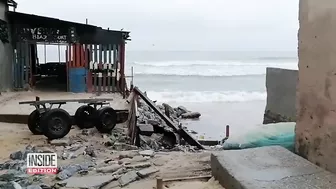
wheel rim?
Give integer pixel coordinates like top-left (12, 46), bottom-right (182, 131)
top-left (101, 112), bottom-right (114, 127)
top-left (49, 117), bottom-right (65, 132)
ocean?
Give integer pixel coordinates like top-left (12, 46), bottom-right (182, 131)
top-left (125, 51), bottom-right (298, 141)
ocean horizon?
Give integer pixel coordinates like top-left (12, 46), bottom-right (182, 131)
top-left (125, 50), bottom-right (298, 140)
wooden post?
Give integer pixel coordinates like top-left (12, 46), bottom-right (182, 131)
top-left (156, 177), bottom-right (163, 189)
top-left (119, 41), bottom-right (126, 98)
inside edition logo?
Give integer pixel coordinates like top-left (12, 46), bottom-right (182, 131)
top-left (26, 153), bottom-right (58, 174)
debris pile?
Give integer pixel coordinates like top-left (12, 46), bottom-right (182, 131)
top-left (137, 100), bottom-right (202, 150)
top-left (0, 109), bottom-right (202, 189)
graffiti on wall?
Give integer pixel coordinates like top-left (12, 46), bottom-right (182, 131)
top-left (0, 19), bottom-right (9, 43)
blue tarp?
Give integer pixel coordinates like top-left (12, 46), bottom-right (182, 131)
top-left (222, 122), bottom-right (295, 151)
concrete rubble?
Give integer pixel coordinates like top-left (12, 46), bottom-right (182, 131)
top-left (0, 100), bottom-right (206, 189)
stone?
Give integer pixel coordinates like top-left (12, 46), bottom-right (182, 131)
top-left (112, 168), bottom-right (127, 176)
top-left (27, 185), bottom-right (42, 189)
top-left (101, 180), bottom-right (119, 189)
top-left (119, 151), bottom-right (139, 159)
top-left (9, 151), bottom-right (24, 160)
top-left (131, 155), bottom-right (147, 163)
top-left (81, 129), bottom-right (90, 136)
top-left (178, 106), bottom-right (188, 114)
top-left (147, 119), bottom-right (160, 126)
top-left (35, 147), bottom-right (54, 153)
top-left (125, 162), bottom-right (151, 169)
top-left (137, 124), bottom-right (154, 136)
top-left (0, 181), bottom-right (22, 189)
top-left (118, 171), bottom-right (139, 187)
top-left (67, 147), bottom-right (86, 159)
top-left (118, 158), bottom-right (132, 165)
top-left (113, 143), bottom-right (138, 151)
top-left (59, 175), bottom-right (115, 188)
top-left (97, 164), bottom-right (122, 173)
top-left (152, 158), bottom-right (166, 166)
top-left (57, 163), bottom-right (92, 180)
top-left (49, 139), bottom-right (70, 146)
top-left (211, 146), bottom-right (336, 189)
top-left (181, 112), bottom-right (201, 119)
top-left (137, 167), bottom-right (159, 178)
top-left (85, 146), bottom-right (97, 157)
top-left (139, 150), bottom-right (155, 157)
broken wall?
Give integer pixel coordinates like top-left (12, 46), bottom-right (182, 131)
top-left (296, 0), bottom-right (336, 173)
top-left (263, 67), bottom-right (298, 124)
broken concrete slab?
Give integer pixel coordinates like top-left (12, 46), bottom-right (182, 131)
top-left (59, 175), bottom-right (115, 188)
top-left (139, 150), bottom-right (154, 157)
top-left (96, 164), bottom-right (123, 173)
top-left (49, 139), bottom-right (70, 146)
top-left (125, 162), bottom-right (151, 169)
top-left (138, 124), bottom-right (154, 136)
top-left (137, 167), bottom-right (159, 178)
top-left (118, 171), bottom-right (139, 187)
top-left (211, 146), bottom-right (336, 189)
top-left (118, 150), bottom-right (139, 159)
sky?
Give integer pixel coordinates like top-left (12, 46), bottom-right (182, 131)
top-left (15, 0), bottom-right (299, 52)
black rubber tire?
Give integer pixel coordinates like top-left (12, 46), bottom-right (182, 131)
top-left (40, 108), bottom-right (72, 140)
top-left (28, 110), bottom-right (43, 135)
top-left (75, 105), bottom-right (96, 129)
top-left (95, 106), bottom-right (117, 133)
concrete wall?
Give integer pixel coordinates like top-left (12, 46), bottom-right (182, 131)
top-left (296, 0), bottom-right (336, 173)
top-left (0, 1), bottom-right (12, 92)
top-left (263, 67), bottom-right (298, 124)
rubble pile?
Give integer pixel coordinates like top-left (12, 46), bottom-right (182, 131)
top-left (137, 100), bottom-right (201, 150)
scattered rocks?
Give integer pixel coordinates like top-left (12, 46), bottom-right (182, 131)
top-left (113, 143), bottom-right (138, 151)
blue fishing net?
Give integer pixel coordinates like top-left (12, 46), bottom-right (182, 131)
top-left (222, 122), bottom-right (295, 151)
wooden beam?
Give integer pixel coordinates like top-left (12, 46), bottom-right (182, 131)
top-left (133, 87), bottom-right (204, 149)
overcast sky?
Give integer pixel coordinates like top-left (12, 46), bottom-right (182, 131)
top-left (15, 0), bottom-right (299, 52)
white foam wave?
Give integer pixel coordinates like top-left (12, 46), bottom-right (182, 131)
top-left (129, 60), bottom-right (298, 76)
top-left (133, 60), bottom-right (296, 67)
top-left (146, 91), bottom-right (266, 103)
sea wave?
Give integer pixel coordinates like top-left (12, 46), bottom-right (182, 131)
top-left (128, 60), bottom-right (298, 77)
top-left (132, 60), bottom-right (297, 67)
top-left (145, 90), bottom-right (266, 103)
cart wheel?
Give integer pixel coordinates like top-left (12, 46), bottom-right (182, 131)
top-left (75, 105), bottom-right (96, 129)
top-left (28, 110), bottom-right (43, 135)
top-left (95, 107), bottom-right (117, 133)
top-left (40, 108), bottom-right (72, 139)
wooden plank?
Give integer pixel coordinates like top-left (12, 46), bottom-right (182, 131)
top-left (13, 46), bottom-right (18, 88)
top-left (93, 44), bottom-right (98, 93)
top-left (103, 45), bottom-right (107, 93)
top-left (19, 98), bottom-right (114, 105)
top-left (87, 44), bottom-right (93, 93)
top-left (112, 44), bottom-right (117, 92)
top-left (162, 175), bottom-right (212, 183)
top-left (24, 42), bottom-right (29, 85)
top-left (65, 47), bottom-right (69, 92)
top-left (98, 44), bottom-right (103, 95)
top-left (133, 87), bottom-right (204, 149)
top-left (19, 42), bottom-right (24, 88)
top-left (107, 44), bottom-right (112, 93)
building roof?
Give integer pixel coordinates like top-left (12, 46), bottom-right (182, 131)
top-left (8, 11), bottom-right (130, 44)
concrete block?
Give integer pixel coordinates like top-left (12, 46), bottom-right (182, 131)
top-left (263, 67), bottom-right (297, 124)
top-left (211, 146), bottom-right (336, 189)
